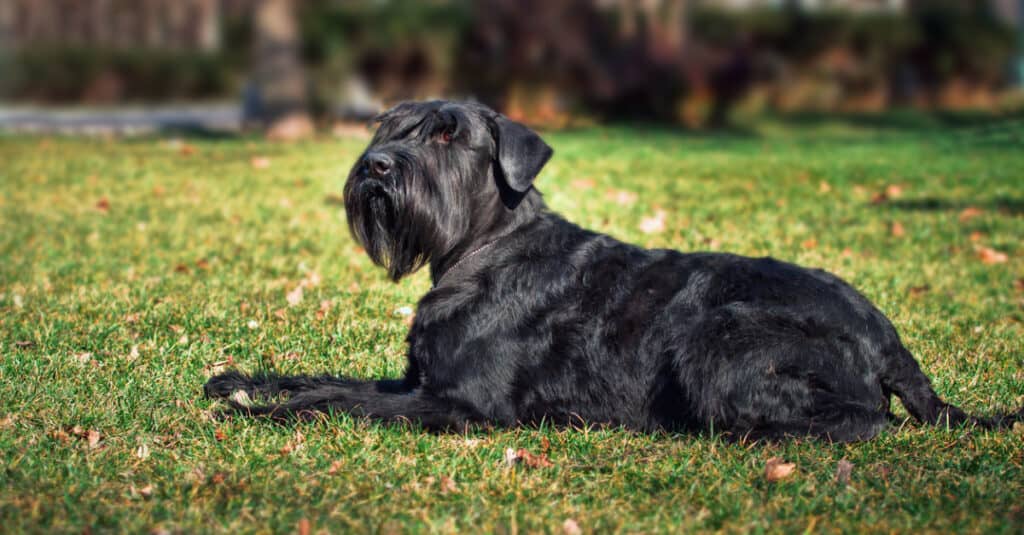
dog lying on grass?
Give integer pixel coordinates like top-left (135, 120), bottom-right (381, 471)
top-left (205, 100), bottom-right (1022, 442)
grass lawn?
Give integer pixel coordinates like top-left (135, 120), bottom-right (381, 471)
top-left (1, 116), bottom-right (1023, 533)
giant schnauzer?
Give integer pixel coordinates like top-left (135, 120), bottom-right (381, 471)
top-left (205, 100), bottom-right (1022, 442)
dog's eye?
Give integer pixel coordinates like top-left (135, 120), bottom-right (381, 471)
top-left (438, 126), bottom-right (455, 144)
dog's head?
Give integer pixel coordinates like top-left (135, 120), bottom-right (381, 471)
top-left (344, 100), bottom-right (553, 280)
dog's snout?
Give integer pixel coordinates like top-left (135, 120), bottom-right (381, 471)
top-left (364, 152), bottom-right (394, 178)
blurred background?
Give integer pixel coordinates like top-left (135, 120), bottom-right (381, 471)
top-left (1, 0), bottom-right (1022, 136)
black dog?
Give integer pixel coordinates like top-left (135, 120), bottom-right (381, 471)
top-left (206, 100), bottom-right (1021, 442)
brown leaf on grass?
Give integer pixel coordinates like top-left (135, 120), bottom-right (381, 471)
top-left (818, 181), bottom-right (832, 194)
top-left (571, 178), bottom-right (595, 189)
top-left (87, 429), bottom-right (102, 449)
top-left (14, 340), bottom-right (35, 349)
top-left (95, 198), bottom-right (110, 212)
top-left (173, 263), bottom-right (190, 274)
top-left (764, 457), bottom-right (796, 482)
top-left (179, 143), bottom-right (196, 156)
top-left (885, 184), bottom-right (904, 198)
top-left (605, 189), bottom-right (638, 206)
top-left (890, 221), bottom-right (905, 238)
top-left (50, 428), bottom-right (71, 444)
top-left (279, 430), bottom-right (305, 455)
top-left (195, 258), bottom-right (211, 271)
top-left (286, 285), bottom-right (304, 307)
top-left (835, 459), bottom-right (854, 485)
top-left (869, 191), bottom-right (888, 205)
top-left (908, 284), bottom-right (930, 297)
top-left (205, 355), bottom-right (234, 375)
top-left (273, 308), bottom-right (288, 321)
top-left (506, 447), bottom-right (554, 469)
top-left (801, 238), bottom-right (818, 250)
top-left (439, 475), bottom-right (458, 494)
top-left (562, 519), bottom-right (582, 535)
top-left (131, 484), bottom-right (154, 499)
top-left (316, 300), bottom-right (333, 320)
top-left (958, 206), bottom-right (984, 222)
top-left (541, 436), bottom-right (551, 453)
top-left (1014, 279), bottom-right (1024, 292)
top-left (250, 156), bottom-right (271, 170)
top-left (969, 231), bottom-right (986, 243)
top-left (296, 518), bottom-right (311, 535)
top-left (639, 210), bottom-right (667, 234)
top-left (976, 246), bottom-right (1009, 265)
top-left (327, 460), bottom-right (345, 475)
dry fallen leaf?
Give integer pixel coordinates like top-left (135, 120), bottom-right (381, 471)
top-left (764, 457), bottom-right (796, 482)
top-left (885, 184), bottom-right (904, 198)
top-left (908, 284), bottom-right (930, 297)
top-left (606, 189), bottom-right (638, 206)
top-left (506, 448), bottom-right (554, 469)
top-left (639, 210), bottom-right (667, 234)
top-left (969, 231), bottom-right (986, 242)
top-left (297, 518), bottom-right (311, 535)
top-left (136, 443), bottom-right (151, 460)
top-left (250, 156), bottom-right (271, 169)
top-left (95, 198), bottom-right (110, 212)
top-left (286, 285), bottom-right (304, 307)
top-left (835, 459), bottom-right (854, 485)
top-left (562, 519), bottom-right (582, 535)
top-left (214, 428), bottom-right (226, 442)
top-left (133, 484), bottom-right (154, 499)
top-left (976, 246), bottom-right (1009, 265)
top-left (818, 181), bottom-right (831, 193)
top-left (571, 178), bottom-right (595, 190)
top-left (1014, 279), bottom-right (1024, 292)
top-left (316, 300), bottom-right (333, 320)
top-left (801, 238), bottom-right (818, 250)
top-left (439, 475), bottom-right (458, 494)
top-left (87, 429), bottom-right (102, 449)
top-left (890, 221), bottom-right (905, 237)
top-left (958, 206), bottom-right (984, 222)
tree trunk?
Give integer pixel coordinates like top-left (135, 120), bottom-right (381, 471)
top-left (246, 0), bottom-right (313, 140)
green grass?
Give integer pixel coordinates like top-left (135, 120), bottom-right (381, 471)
top-left (1, 118), bottom-right (1023, 533)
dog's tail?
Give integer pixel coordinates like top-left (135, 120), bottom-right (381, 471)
top-left (884, 348), bottom-right (1023, 430)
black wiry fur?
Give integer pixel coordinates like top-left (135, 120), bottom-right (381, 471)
top-left (205, 100), bottom-right (1023, 442)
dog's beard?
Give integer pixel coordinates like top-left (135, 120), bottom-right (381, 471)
top-left (344, 163), bottom-right (457, 281)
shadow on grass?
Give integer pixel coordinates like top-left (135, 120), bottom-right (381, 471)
top-left (883, 196), bottom-right (1024, 216)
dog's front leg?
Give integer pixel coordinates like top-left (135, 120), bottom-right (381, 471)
top-left (205, 371), bottom-right (475, 429)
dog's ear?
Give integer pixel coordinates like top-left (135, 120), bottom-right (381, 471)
top-left (491, 115), bottom-right (553, 193)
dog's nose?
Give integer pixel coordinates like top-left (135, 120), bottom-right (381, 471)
top-left (364, 152), bottom-right (393, 177)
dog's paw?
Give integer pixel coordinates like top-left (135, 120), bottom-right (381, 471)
top-left (203, 371), bottom-right (255, 399)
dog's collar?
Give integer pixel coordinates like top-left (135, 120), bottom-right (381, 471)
top-left (433, 239), bottom-right (502, 288)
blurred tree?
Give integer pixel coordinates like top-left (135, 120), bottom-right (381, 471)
top-left (245, 0), bottom-right (313, 140)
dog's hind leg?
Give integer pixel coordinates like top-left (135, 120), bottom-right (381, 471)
top-left (736, 403), bottom-right (890, 443)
